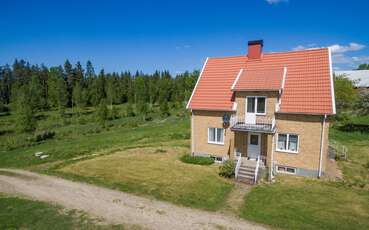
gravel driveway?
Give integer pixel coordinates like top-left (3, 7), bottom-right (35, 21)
top-left (0, 169), bottom-right (267, 230)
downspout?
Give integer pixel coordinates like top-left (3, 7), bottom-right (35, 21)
top-left (191, 111), bottom-right (195, 156)
top-left (318, 114), bottom-right (327, 178)
top-left (270, 134), bottom-right (275, 181)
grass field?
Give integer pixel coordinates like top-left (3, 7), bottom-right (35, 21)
top-left (0, 194), bottom-right (126, 230)
top-left (0, 105), bottom-right (234, 211)
top-left (58, 147), bottom-right (233, 211)
top-left (1, 105), bottom-right (369, 229)
top-left (0, 105), bottom-right (190, 168)
top-left (240, 176), bottom-right (369, 230)
top-left (240, 125), bottom-right (369, 230)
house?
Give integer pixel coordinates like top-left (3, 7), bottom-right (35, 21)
top-left (187, 40), bottom-right (336, 183)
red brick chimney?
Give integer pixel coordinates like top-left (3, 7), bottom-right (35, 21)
top-left (247, 40), bottom-right (263, 59)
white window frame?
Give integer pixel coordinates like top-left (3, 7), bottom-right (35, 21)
top-left (245, 96), bottom-right (267, 115)
top-left (276, 165), bottom-right (297, 174)
top-left (276, 133), bottom-right (299, 153)
top-left (208, 127), bottom-right (224, 145)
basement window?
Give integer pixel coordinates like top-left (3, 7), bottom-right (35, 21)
top-left (276, 165), bottom-right (296, 174)
top-left (208, 127), bottom-right (224, 145)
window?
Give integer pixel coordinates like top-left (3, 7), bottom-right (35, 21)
top-left (208, 127), bottom-right (224, 144)
top-left (250, 134), bottom-right (259, 145)
top-left (276, 165), bottom-right (296, 174)
top-left (276, 133), bottom-right (299, 153)
top-left (256, 97), bottom-right (266, 114)
top-left (247, 97), bottom-right (266, 115)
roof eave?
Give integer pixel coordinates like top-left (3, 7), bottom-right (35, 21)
top-left (275, 111), bottom-right (334, 116)
top-left (189, 107), bottom-right (234, 112)
top-left (231, 88), bottom-right (281, 92)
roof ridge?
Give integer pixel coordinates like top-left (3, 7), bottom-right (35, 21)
top-left (207, 47), bottom-right (329, 60)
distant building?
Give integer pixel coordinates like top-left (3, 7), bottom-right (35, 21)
top-left (335, 70), bottom-right (369, 90)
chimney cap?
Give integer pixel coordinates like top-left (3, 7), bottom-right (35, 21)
top-left (248, 40), bottom-right (264, 47)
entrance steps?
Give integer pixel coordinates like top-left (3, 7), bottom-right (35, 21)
top-left (236, 158), bottom-right (257, 184)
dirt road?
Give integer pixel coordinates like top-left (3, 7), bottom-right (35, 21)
top-left (0, 169), bottom-right (267, 230)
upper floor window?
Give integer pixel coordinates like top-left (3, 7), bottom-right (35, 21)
top-left (247, 97), bottom-right (266, 115)
top-left (208, 127), bottom-right (224, 145)
top-left (276, 133), bottom-right (299, 153)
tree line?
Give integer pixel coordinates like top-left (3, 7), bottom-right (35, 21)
top-left (0, 59), bottom-right (199, 131)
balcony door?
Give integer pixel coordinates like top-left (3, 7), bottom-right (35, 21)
top-left (245, 96), bottom-right (266, 124)
top-left (247, 133), bottom-right (261, 160)
top-left (246, 97), bottom-right (256, 124)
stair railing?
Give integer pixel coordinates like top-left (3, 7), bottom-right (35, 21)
top-left (235, 155), bottom-right (242, 179)
top-left (254, 156), bottom-right (260, 184)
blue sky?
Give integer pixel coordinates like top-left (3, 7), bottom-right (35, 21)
top-left (1, 0), bottom-right (368, 74)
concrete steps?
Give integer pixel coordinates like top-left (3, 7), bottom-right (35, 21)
top-left (236, 162), bottom-right (256, 184)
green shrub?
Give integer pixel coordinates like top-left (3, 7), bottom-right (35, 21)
top-left (180, 154), bottom-right (214, 165)
top-left (218, 160), bottom-right (235, 178)
top-left (33, 130), bottom-right (55, 142)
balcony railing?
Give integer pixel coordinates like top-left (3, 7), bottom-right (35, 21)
top-left (230, 115), bottom-right (276, 133)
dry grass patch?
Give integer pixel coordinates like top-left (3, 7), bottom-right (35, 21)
top-left (59, 147), bottom-right (233, 211)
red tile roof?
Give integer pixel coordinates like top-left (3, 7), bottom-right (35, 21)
top-left (187, 48), bottom-right (335, 115)
top-left (232, 68), bottom-right (284, 91)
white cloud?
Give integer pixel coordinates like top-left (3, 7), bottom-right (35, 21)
top-left (292, 42), bottom-right (368, 69)
top-left (265, 0), bottom-right (288, 5)
top-left (332, 53), bottom-right (369, 68)
top-left (292, 45), bottom-right (306, 51)
top-left (329, 43), bottom-right (365, 53)
top-left (176, 44), bottom-right (191, 50)
top-left (292, 43), bottom-right (319, 51)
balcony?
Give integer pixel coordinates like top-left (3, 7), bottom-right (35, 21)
top-left (230, 115), bottom-right (276, 133)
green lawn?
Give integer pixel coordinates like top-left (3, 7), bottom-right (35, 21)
top-left (57, 147), bottom-right (233, 211)
top-left (0, 194), bottom-right (126, 230)
top-left (0, 105), bottom-right (190, 168)
top-left (240, 176), bottom-right (369, 230)
top-left (0, 106), bottom-right (233, 211)
top-left (240, 125), bottom-right (369, 230)
top-left (329, 128), bottom-right (369, 187)
top-left (2, 105), bottom-right (369, 229)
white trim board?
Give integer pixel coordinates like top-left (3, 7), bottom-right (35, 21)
top-left (186, 57), bottom-right (209, 109)
top-left (328, 48), bottom-right (336, 114)
top-left (231, 69), bottom-right (244, 90)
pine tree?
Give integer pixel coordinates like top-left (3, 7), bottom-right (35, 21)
top-left (15, 85), bottom-right (36, 132)
top-left (64, 60), bottom-right (74, 107)
top-left (29, 75), bottom-right (43, 110)
top-left (74, 61), bottom-right (84, 85)
top-left (105, 76), bottom-right (116, 109)
top-left (72, 82), bottom-right (83, 115)
top-left (96, 99), bottom-right (108, 127)
top-left (0, 64), bottom-right (12, 104)
top-left (126, 102), bottom-right (135, 117)
top-left (55, 74), bottom-right (68, 117)
top-left (160, 100), bottom-right (170, 117)
top-left (85, 60), bottom-right (95, 79)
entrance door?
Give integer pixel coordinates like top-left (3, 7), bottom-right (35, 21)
top-left (247, 133), bottom-right (261, 160)
top-left (246, 97), bottom-right (256, 124)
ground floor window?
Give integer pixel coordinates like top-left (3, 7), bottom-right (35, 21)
top-left (276, 165), bottom-right (296, 174)
top-left (208, 127), bottom-right (224, 144)
top-left (276, 133), bottom-right (299, 153)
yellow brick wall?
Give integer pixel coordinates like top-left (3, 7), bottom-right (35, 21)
top-left (274, 114), bottom-right (330, 172)
top-left (192, 110), bottom-right (234, 158)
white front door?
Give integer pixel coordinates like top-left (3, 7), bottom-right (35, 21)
top-left (247, 133), bottom-right (261, 160)
top-left (245, 97), bottom-right (256, 124)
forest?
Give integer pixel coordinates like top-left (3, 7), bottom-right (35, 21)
top-left (0, 59), bottom-right (199, 132)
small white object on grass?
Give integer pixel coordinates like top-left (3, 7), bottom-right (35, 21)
top-left (35, 152), bottom-right (44, 157)
top-left (40, 155), bottom-right (49, 159)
